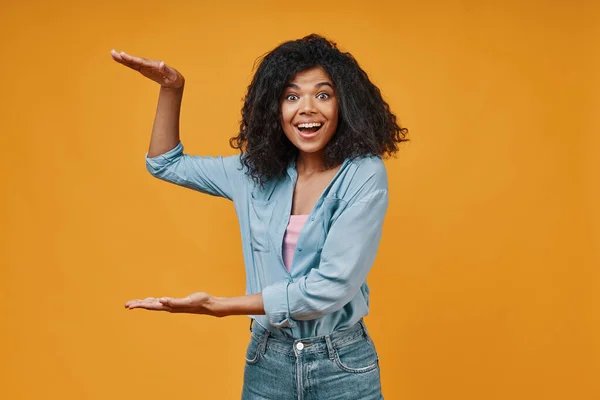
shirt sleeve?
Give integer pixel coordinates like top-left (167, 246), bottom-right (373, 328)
top-left (261, 188), bottom-right (388, 328)
top-left (145, 142), bottom-right (243, 201)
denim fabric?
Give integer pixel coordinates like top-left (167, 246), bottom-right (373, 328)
top-left (242, 319), bottom-right (383, 400)
top-left (146, 143), bottom-right (389, 338)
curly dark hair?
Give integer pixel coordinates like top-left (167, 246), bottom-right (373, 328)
top-left (229, 34), bottom-right (408, 184)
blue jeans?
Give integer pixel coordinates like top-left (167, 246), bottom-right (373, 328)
top-left (242, 319), bottom-right (384, 400)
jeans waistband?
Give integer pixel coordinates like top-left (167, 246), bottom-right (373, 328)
top-left (249, 319), bottom-right (372, 357)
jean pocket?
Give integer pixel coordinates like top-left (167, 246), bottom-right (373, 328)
top-left (333, 336), bottom-right (379, 373)
top-left (245, 334), bottom-right (263, 365)
top-left (249, 197), bottom-right (276, 252)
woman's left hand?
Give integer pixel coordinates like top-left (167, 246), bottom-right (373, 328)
top-left (125, 292), bottom-right (214, 315)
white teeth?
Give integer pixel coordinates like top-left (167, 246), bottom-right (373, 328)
top-left (297, 122), bottom-right (323, 128)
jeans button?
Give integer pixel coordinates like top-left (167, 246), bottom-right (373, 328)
top-left (296, 342), bottom-right (304, 351)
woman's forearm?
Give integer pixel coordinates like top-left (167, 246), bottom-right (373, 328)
top-left (148, 85), bottom-right (184, 157)
top-left (209, 293), bottom-right (265, 317)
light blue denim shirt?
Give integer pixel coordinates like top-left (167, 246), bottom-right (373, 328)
top-left (146, 142), bottom-right (388, 338)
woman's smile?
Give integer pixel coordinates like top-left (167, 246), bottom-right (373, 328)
top-left (294, 120), bottom-right (326, 139)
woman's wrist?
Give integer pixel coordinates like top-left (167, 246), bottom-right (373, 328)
top-left (207, 296), bottom-right (226, 318)
top-left (207, 294), bottom-right (265, 318)
top-left (159, 82), bottom-right (184, 95)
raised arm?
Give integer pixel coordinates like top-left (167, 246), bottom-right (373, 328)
top-left (110, 49), bottom-right (185, 157)
top-left (111, 50), bottom-right (241, 200)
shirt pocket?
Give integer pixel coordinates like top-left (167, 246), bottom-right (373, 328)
top-left (319, 197), bottom-right (347, 252)
top-left (249, 197), bottom-right (276, 252)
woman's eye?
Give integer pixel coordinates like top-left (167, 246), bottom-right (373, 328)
top-left (317, 93), bottom-right (330, 100)
top-left (286, 94), bottom-right (299, 101)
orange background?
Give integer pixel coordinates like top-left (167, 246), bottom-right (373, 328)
top-left (1, 0), bottom-right (598, 399)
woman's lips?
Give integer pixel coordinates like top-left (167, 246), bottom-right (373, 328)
top-left (295, 125), bottom-right (323, 140)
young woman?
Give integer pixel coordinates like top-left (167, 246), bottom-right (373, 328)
top-left (113, 34), bottom-right (407, 399)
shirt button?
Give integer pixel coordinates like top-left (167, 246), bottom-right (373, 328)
top-left (296, 342), bottom-right (304, 351)
top-left (311, 216), bottom-right (315, 221)
top-left (298, 248), bottom-right (302, 252)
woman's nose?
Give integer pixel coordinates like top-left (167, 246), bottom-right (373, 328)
top-left (300, 97), bottom-right (317, 114)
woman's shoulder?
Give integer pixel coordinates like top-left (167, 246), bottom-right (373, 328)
top-left (335, 155), bottom-right (388, 205)
top-left (346, 155), bottom-right (387, 186)
top-left (348, 154), bottom-right (386, 172)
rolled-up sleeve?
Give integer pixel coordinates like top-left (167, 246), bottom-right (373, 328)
top-left (145, 142), bottom-right (242, 201)
top-left (262, 188), bottom-right (388, 328)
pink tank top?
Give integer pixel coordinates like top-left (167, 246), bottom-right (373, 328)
top-left (282, 214), bottom-right (309, 271)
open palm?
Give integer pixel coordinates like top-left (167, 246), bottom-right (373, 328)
top-left (125, 292), bottom-right (212, 314)
top-left (110, 49), bottom-right (184, 89)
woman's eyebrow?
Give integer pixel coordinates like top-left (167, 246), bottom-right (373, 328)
top-left (284, 82), bottom-right (334, 89)
top-left (315, 82), bottom-right (333, 89)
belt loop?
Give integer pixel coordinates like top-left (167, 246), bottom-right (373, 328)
top-left (259, 329), bottom-right (270, 356)
top-left (249, 318), bottom-right (254, 332)
top-left (325, 335), bottom-right (335, 361)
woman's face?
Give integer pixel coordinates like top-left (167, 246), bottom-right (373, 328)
top-left (280, 67), bottom-right (339, 157)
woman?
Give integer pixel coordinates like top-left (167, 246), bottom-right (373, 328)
top-left (113, 34), bottom-right (407, 399)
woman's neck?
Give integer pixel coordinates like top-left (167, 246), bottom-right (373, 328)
top-left (296, 151), bottom-right (327, 175)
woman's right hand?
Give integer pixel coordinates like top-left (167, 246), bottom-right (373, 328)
top-left (110, 49), bottom-right (185, 89)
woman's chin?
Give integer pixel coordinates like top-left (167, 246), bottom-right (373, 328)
top-left (295, 142), bottom-right (326, 155)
